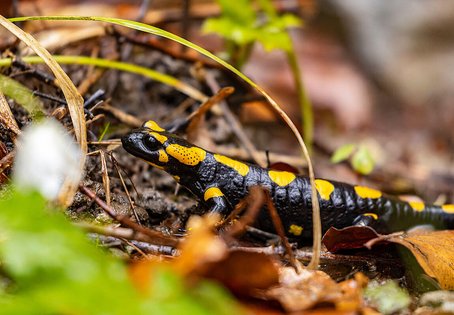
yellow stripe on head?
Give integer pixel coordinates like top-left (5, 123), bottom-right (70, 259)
top-left (409, 201), bottom-right (425, 212)
top-left (143, 120), bottom-right (165, 132)
top-left (204, 187), bottom-right (224, 201)
top-left (354, 186), bottom-right (382, 199)
top-left (442, 204), bottom-right (454, 214)
top-left (315, 179), bottom-right (334, 200)
top-left (149, 131), bottom-right (168, 144)
top-left (166, 144), bottom-right (206, 166)
top-left (268, 170), bottom-right (296, 187)
top-left (214, 154), bottom-right (250, 176)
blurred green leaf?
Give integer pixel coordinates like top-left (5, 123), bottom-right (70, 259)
top-left (331, 144), bottom-right (356, 163)
top-left (204, 0), bottom-right (302, 53)
top-left (0, 188), bottom-right (243, 314)
top-left (216, 0), bottom-right (256, 25)
top-left (351, 145), bottom-right (375, 175)
top-left (203, 18), bottom-right (257, 45)
top-left (0, 74), bottom-right (44, 117)
top-left (365, 280), bottom-right (411, 314)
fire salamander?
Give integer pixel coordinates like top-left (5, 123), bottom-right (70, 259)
top-left (122, 120), bottom-right (454, 239)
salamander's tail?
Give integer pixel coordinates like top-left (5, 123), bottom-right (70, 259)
top-left (408, 202), bottom-right (454, 230)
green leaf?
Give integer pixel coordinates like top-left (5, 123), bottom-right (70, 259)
top-left (364, 280), bottom-right (411, 314)
top-left (0, 74), bottom-right (44, 117)
top-left (351, 145), bottom-right (375, 175)
top-left (255, 14), bottom-right (302, 52)
top-left (203, 18), bottom-right (257, 45)
top-left (216, 0), bottom-right (256, 25)
top-left (331, 144), bottom-right (356, 163)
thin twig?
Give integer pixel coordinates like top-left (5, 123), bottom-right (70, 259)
top-left (98, 104), bottom-right (142, 127)
top-left (0, 150), bottom-right (15, 174)
top-left (187, 86), bottom-right (235, 142)
top-left (99, 150), bottom-right (111, 206)
top-left (265, 190), bottom-right (300, 272)
top-left (205, 72), bottom-right (267, 167)
top-left (221, 186), bottom-right (265, 238)
top-left (110, 153), bottom-right (141, 223)
top-left (0, 91), bottom-right (20, 135)
top-left (79, 184), bottom-right (179, 247)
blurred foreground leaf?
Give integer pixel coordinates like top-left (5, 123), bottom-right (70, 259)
top-left (0, 189), bottom-right (241, 314)
top-left (0, 74), bottom-right (44, 117)
top-left (365, 280), bottom-right (411, 315)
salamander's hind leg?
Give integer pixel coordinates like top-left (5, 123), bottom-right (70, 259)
top-left (352, 213), bottom-right (379, 227)
top-left (203, 186), bottom-right (232, 215)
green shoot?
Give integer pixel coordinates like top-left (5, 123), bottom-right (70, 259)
top-left (331, 144), bottom-right (376, 175)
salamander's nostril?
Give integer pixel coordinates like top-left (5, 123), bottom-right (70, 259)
top-left (121, 132), bottom-right (143, 150)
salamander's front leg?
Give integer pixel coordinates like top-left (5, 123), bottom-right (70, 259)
top-left (203, 186), bottom-right (232, 215)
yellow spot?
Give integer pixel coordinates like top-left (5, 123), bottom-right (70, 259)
top-left (173, 175), bottom-right (180, 182)
top-left (149, 131), bottom-right (168, 144)
top-left (315, 179), bottom-right (335, 200)
top-left (158, 149), bottom-right (168, 163)
top-left (363, 213), bottom-right (378, 220)
top-left (143, 120), bottom-right (165, 131)
top-left (214, 154), bottom-right (249, 176)
top-left (442, 204), bottom-right (454, 214)
top-left (268, 170), bottom-right (296, 187)
top-left (409, 201), bottom-right (425, 212)
top-left (288, 224), bottom-right (303, 236)
top-left (354, 186), bottom-right (382, 199)
top-left (204, 187), bottom-right (224, 201)
top-left (166, 144), bottom-right (206, 166)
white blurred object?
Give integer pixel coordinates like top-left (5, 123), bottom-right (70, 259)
top-left (14, 119), bottom-right (82, 200)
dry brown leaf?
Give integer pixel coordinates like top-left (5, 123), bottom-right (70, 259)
top-left (0, 91), bottom-right (20, 135)
top-left (265, 268), bottom-right (368, 312)
top-left (387, 231), bottom-right (454, 290)
top-left (204, 250), bottom-right (279, 295)
top-left (172, 214), bottom-right (228, 276)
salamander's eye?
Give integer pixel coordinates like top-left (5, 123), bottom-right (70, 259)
top-left (143, 135), bottom-right (161, 151)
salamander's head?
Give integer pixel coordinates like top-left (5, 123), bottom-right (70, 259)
top-left (122, 120), bottom-right (207, 173)
top-left (121, 120), bottom-right (170, 169)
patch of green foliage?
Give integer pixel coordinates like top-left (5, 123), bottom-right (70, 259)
top-left (331, 144), bottom-right (376, 175)
top-left (0, 188), bottom-right (242, 315)
top-left (203, 0), bottom-right (301, 66)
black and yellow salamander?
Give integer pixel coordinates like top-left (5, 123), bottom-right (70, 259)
top-left (122, 120), bottom-right (454, 240)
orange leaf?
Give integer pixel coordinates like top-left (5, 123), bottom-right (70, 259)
top-left (387, 230), bottom-right (454, 290)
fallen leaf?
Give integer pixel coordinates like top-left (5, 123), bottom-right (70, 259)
top-left (386, 231), bottom-right (454, 290)
top-left (322, 226), bottom-right (381, 252)
top-left (204, 250), bottom-right (279, 295)
top-left (173, 214), bottom-right (228, 276)
top-left (264, 267), bottom-right (368, 312)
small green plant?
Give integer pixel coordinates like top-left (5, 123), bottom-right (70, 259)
top-left (203, 0), bottom-right (301, 67)
top-left (204, 0), bottom-right (314, 153)
top-left (331, 144), bottom-right (376, 175)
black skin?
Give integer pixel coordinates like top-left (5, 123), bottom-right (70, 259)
top-left (122, 126), bottom-right (454, 240)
